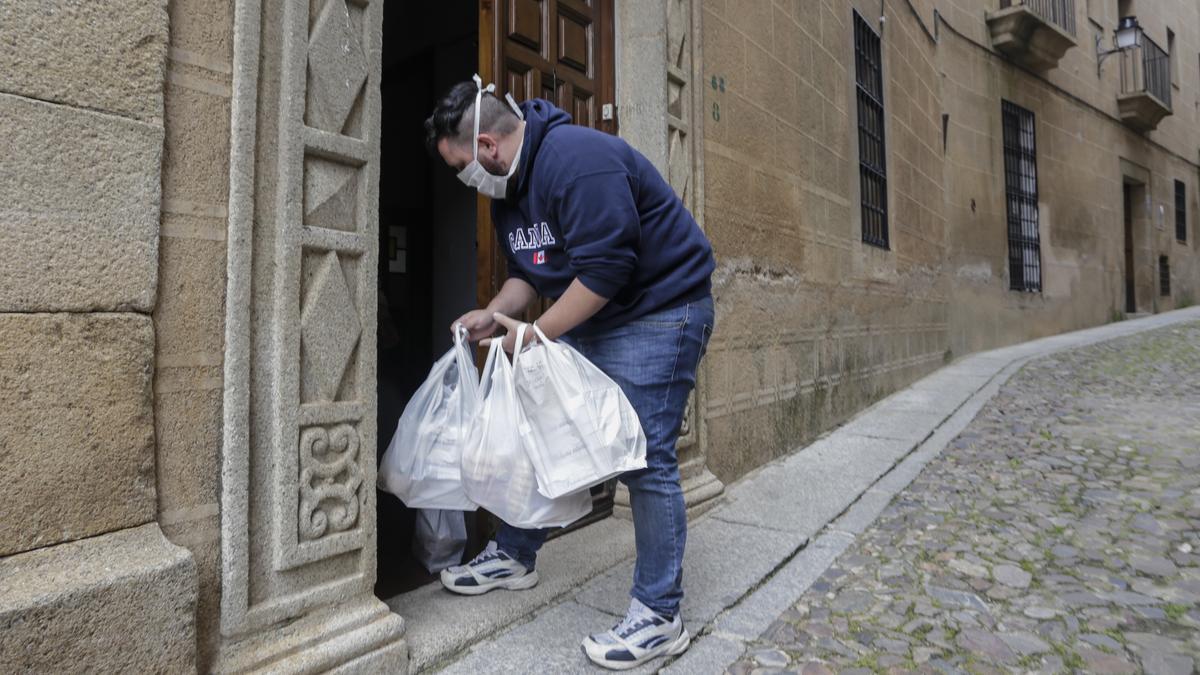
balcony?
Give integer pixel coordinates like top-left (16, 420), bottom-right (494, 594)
top-left (987, 0), bottom-right (1078, 71)
top-left (1118, 32), bottom-right (1172, 132)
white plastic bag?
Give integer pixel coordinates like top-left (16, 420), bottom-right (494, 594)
top-left (461, 338), bottom-right (593, 528)
top-left (378, 326), bottom-right (479, 511)
top-left (513, 324), bottom-right (647, 498)
top-left (411, 508), bottom-right (468, 573)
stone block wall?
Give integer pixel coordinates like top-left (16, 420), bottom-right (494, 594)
top-left (935, 0), bottom-right (1200, 355)
top-left (698, 0), bottom-right (1200, 485)
top-left (699, 0), bottom-right (949, 482)
top-left (0, 315), bottom-right (157, 556)
top-left (0, 1), bottom-right (198, 672)
top-left (936, 0), bottom-right (1200, 155)
top-left (0, 525), bottom-right (197, 673)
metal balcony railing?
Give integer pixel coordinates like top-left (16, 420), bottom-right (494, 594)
top-left (1121, 32), bottom-right (1172, 109)
top-left (999, 0), bottom-right (1076, 36)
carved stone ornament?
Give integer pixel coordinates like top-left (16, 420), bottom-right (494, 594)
top-left (298, 423), bottom-right (364, 540)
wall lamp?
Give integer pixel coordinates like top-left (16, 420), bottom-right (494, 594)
top-left (1096, 16), bottom-right (1142, 77)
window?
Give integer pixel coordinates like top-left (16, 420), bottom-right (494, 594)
top-left (1176, 179), bottom-right (1187, 242)
top-left (1117, 0), bottom-right (1133, 21)
top-left (1160, 255), bottom-right (1171, 296)
top-left (1168, 29), bottom-right (1178, 88)
top-left (1001, 100), bottom-right (1042, 292)
top-left (854, 11), bottom-right (888, 249)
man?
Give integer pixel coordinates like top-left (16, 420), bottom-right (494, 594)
top-left (424, 75), bottom-right (715, 670)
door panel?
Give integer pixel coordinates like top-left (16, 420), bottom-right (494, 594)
top-left (508, 0), bottom-right (545, 52)
top-left (570, 88), bottom-right (595, 127)
top-left (506, 61), bottom-right (536, 100)
top-left (557, 12), bottom-right (590, 72)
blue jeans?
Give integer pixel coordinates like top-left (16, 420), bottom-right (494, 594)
top-left (496, 296), bottom-right (714, 618)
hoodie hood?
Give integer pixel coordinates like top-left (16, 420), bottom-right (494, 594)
top-left (510, 99), bottom-right (573, 199)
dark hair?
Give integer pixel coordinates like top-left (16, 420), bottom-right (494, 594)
top-left (424, 80), bottom-right (521, 158)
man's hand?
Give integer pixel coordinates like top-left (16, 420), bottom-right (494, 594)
top-left (451, 278), bottom-right (539, 343)
top-left (451, 309), bottom-right (498, 342)
top-left (480, 312), bottom-right (539, 354)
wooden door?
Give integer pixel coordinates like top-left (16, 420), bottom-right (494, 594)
top-left (476, 0), bottom-right (617, 320)
top-left (469, 0), bottom-right (618, 542)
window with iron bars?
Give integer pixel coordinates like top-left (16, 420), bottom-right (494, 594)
top-left (1160, 255), bottom-right (1171, 296)
top-left (1175, 179), bottom-right (1187, 243)
top-left (854, 11), bottom-right (888, 249)
top-left (1001, 100), bottom-right (1042, 292)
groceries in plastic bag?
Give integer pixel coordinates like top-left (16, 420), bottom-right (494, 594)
top-left (378, 326), bottom-right (479, 511)
top-left (513, 323), bottom-right (647, 498)
top-left (461, 335), bottom-right (593, 528)
top-left (412, 508), bottom-right (468, 573)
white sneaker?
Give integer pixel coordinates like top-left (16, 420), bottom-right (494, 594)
top-left (581, 598), bottom-right (690, 670)
top-left (439, 541), bottom-right (539, 596)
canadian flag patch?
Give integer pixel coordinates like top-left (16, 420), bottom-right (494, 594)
top-left (533, 250), bottom-right (546, 265)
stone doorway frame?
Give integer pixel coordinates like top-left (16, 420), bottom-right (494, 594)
top-left (613, 0), bottom-right (725, 518)
top-left (218, 0), bottom-right (404, 669)
top-left (215, 0), bottom-right (718, 669)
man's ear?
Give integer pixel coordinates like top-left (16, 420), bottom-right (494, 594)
top-left (475, 132), bottom-right (500, 159)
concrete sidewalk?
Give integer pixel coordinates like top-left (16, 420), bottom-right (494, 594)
top-left (387, 307), bottom-right (1200, 674)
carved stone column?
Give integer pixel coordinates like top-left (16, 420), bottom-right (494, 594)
top-left (615, 0), bottom-right (724, 520)
top-left (216, 0), bottom-right (405, 670)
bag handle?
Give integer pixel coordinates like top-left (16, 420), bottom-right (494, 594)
top-left (511, 322), bottom-right (530, 370)
top-left (481, 334), bottom-right (503, 376)
top-left (451, 323), bottom-right (481, 400)
top-left (530, 322), bottom-right (552, 345)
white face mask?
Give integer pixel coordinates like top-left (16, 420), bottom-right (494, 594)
top-left (456, 74), bottom-right (525, 200)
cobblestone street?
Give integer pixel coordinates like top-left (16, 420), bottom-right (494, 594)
top-left (730, 322), bottom-right (1200, 675)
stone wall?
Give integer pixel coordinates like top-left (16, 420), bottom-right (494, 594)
top-left (697, 0), bottom-right (1200, 485)
top-left (936, 0), bottom-right (1200, 154)
top-left (700, 0), bottom-right (949, 482)
top-left (936, 0), bottom-right (1200, 355)
top-left (0, 1), bottom-right (198, 672)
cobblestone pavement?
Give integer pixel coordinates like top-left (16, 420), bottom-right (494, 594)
top-left (729, 322), bottom-right (1200, 675)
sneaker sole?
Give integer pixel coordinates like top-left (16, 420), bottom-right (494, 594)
top-left (581, 628), bottom-right (691, 671)
top-left (440, 570), bottom-right (540, 596)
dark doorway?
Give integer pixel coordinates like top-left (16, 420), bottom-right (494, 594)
top-left (1123, 181), bottom-right (1137, 313)
top-left (375, 0), bottom-right (479, 599)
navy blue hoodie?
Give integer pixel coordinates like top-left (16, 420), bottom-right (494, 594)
top-left (493, 99), bottom-right (715, 336)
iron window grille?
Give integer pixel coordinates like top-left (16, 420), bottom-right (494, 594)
top-left (1175, 179), bottom-right (1187, 242)
top-left (1001, 100), bottom-right (1042, 292)
top-left (1160, 255), bottom-right (1171, 296)
top-left (854, 11), bottom-right (888, 249)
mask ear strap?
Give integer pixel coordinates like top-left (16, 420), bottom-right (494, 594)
top-left (470, 74), bottom-right (517, 157)
top-left (469, 74), bottom-right (497, 161)
top-left (505, 92), bottom-right (525, 121)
